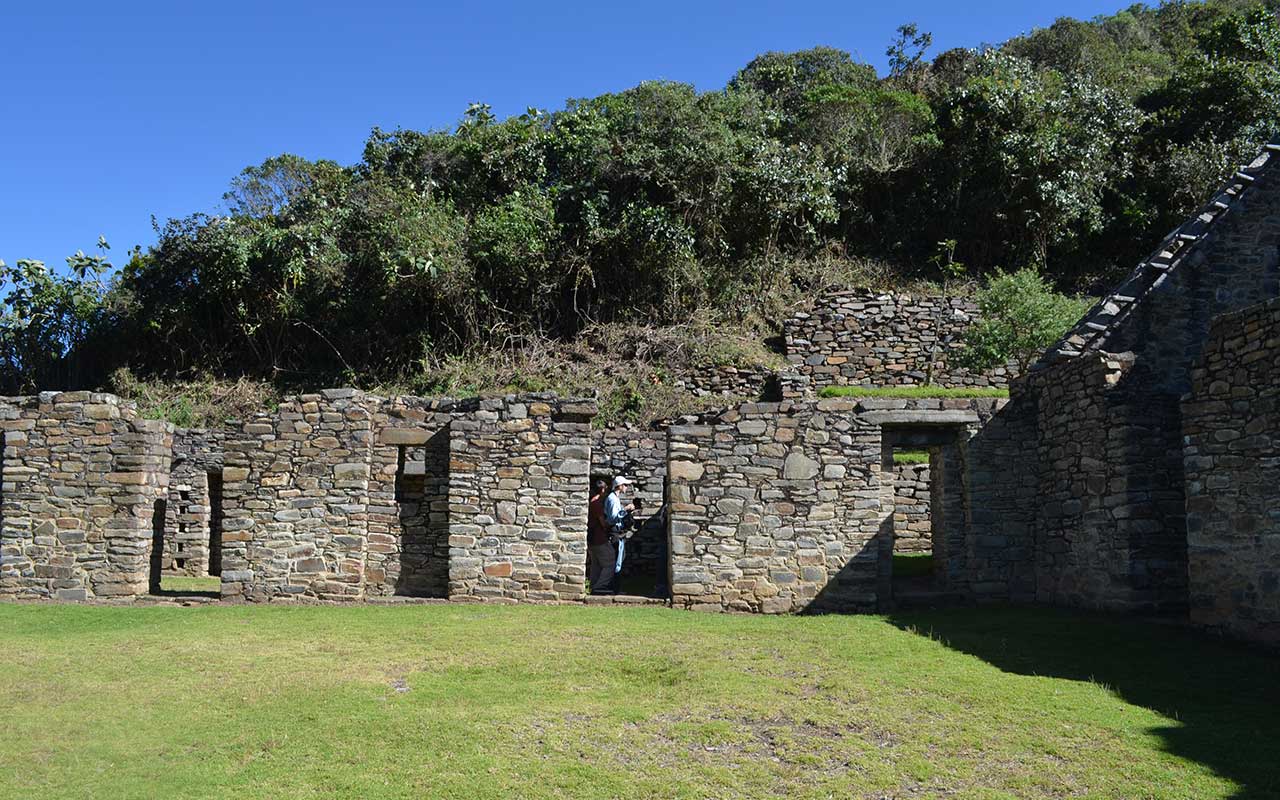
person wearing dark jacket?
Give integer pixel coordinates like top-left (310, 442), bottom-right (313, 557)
top-left (587, 479), bottom-right (613, 593)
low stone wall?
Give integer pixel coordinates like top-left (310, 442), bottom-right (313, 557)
top-left (783, 290), bottom-right (1010, 390)
top-left (1183, 297), bottom-right (1280, 642)
top-left (892, 462), bottom-right (932, 554)
top-left (674, 365), bottom-right (773, 400)
top-left (666, 398), bottom-right (886, 613)
top-left (0, 392), bottom-right (171, 601)
top-left (447, 396), bottom-right (596, 602)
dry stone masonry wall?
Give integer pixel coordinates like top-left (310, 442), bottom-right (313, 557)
top-left (783, 290), bottom-right (1011, 391)
top-left (667, 398), bottom-right (887, 613)
top-left (0, 393), bottom-right (171, 601)
top-left (447, 396), bottom-right (596, 603)
top-left (1027, 355), bottom-right (1188, 613)
top-left (892, 462), bottom-right (932, 554)
top-left (1183, 297), bottom-right (1280, 643)
top-left (220, 389), bottom-right (374, 602)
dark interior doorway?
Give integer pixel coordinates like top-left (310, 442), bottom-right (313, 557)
top-left (148, 498), bottom-right (166, 594)
top-left (588, 471), bottom-right (669, 598)
top-left (207, 470), bottom-right (223, 577)
top-left (393, 433), bottom-right (449, 597)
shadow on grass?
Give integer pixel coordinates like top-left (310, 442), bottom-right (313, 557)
top-left (888, 606), bottom-right (1280, 799)
top-left (149, 588), bottom-right (220, 599)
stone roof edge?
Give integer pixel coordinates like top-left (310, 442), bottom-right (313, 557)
top-left (1034, 135), bottom-right (1280, 371)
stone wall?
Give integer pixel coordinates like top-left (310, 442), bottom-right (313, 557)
top-left (674, 365), bottom-right (774, 400)
top-left (1027, 355), bottom-right (1188, 613)
top-left (1048, 145), bottom-right (1280, 394)
top-left (220, 389), bottom-right (374, 602)
top-left (962, 392), bottom-right (1039, 602)
top-left (447, 395), bottom-right (596, 603)
top-left (666, 398), bottom-right (887, 613)
top-left (892, 461), bottom-right (932, 554)
top-left (1183, 297), bottom-right (1280, 642)
top-left (0, 392), bottom-right (171, 601)
top-left (783, 290), bottom-right (1011, 391)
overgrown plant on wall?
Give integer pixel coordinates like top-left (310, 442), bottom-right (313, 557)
top-left (955, 269), bottom-right (1091, 374)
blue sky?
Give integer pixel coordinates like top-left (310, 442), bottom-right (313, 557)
top-left (2, 0), bottom-right (1125, 268)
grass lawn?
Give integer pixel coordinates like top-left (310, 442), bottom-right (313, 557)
top-left (893, 553), bottom-right (935, 578)
top-left (158, 575), bottom-right (222, 594)
top-left (1, 603), bottom-right (1276, 799)
top-left (820, 385), bottom-right (1010, 399)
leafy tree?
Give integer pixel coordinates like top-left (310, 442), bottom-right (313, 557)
top-left (0, 240), bottom-right (112, 391)
top-left (956, 268), bottom-right (1091, 373)
top-left (886, 23), bottom-right (934, 88)
top-left (925, 51), bottom-right (1136, 270)
top-left (15, 0), bottom-right (1280, 395)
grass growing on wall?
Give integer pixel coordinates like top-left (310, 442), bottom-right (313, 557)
top-left (819, 385), bottom-right (1011, 399)
top-left (0, 603), bottom-right (1276, 799)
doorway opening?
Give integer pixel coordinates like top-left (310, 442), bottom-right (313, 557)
top-left (393, 433), bottom-right (449, 598)
top-left (587, 471), bottom-right (668, 598)
top-left (882, 423), bottom-right (962, 606)
top-left (207, 469), bottom-right (223, 578)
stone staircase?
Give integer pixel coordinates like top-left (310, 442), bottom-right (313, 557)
top-left (1040, 137), bottom-right (1280, 365)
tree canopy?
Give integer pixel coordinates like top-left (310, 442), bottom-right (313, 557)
top-left (7, 0), bottom-right (1280, 394)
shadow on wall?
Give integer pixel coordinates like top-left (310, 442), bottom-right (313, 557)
top-left (888, 606), bottom-right (1280, 800)
top-left (802, 525), bottom-right (887, 614)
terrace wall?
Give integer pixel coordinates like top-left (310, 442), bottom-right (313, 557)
top-left (783, 290), bottom-right (1011, 391)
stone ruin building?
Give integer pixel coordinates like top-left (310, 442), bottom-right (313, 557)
top-left (1, 142), bottom-right (1277, 646)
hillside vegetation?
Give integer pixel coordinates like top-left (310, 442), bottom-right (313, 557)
top-left (4, 0), bottom-right (1280, 422)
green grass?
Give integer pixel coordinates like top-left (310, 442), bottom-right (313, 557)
top-left (892, 449), bottom-right (931, 466)
top-left (0, 604), bottom-right (1276, 799)
top-left (158, 575), bottom-right (222, 594)
top-left (893, 553), bottom-right (935, 577)
top-left (819, 385), bottom-right (1011, 399)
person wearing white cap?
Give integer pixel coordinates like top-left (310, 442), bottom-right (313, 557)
top-left (593, 476), bottom-right (634, 594)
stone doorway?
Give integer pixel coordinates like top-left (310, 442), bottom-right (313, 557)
top-left (880, 423), bottom-right (966, 607)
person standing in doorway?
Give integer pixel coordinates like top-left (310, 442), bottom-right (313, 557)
top-left (587, 479), bottom-right (612, 594)
top-left (603, 476), bottom-right (635, 593)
